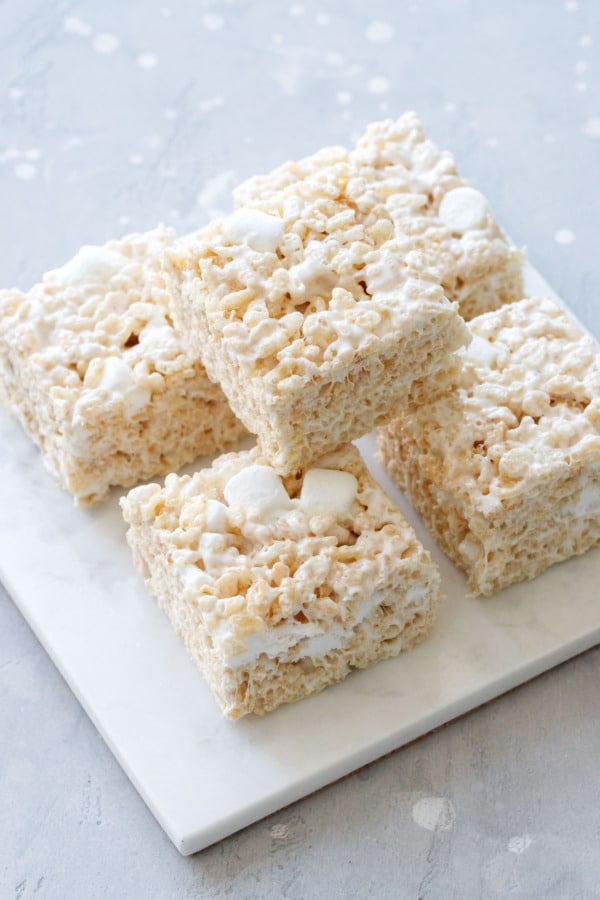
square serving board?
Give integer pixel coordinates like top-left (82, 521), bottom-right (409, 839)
top-left (1, 264), bottom-right (599, 855)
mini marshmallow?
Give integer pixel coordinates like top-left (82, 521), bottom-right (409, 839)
top-left (223, 209), bottom-right (284, 253)
top-left (199, 532), bottom-right (228, 559)
top-left (439, 187), bottom-right (488, 234)
top-left (463, 334), bottom-right (497, 369)
top-left (181, 566), bottom-right (213, 589)
top-left (205, 499), bottom-right (229, 532)
top-left (223, 465), bottom-right (293, 517)
top-left (138, 322), bottom-right (178, 348)
top-left (99, 357), bottom-right (136, 393)
top-left (98, 357), bottom-right (151, 415)
top-left (300, 468), bottom-right (358, 517)
top-left (58, 245), bottom-right (125, 286)
top-left (288, 256), bottom-right (332, 298)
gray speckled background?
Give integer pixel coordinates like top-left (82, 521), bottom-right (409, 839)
top-left (2, 1), bottom-right (600, 897)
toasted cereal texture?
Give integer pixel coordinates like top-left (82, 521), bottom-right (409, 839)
top-left (235, 111), bottom-right (524, 320)
top-left (121, 444), bottom-right (443, 718)
top-left (166, 160), bottom-right (469, 475)
top-left (378, 296), bottom-right (600, 596)
top-left (0, 227), bottom-right (246, 505)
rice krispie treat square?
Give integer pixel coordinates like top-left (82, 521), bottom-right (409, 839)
top-left (379, 296), bottom-right (600, 596)
top-left (0, 227), bottom-right (245, 505)
top-left (167, 160), bottom-right (469, 475)
top-left (121, 444), bottom-right (443, 718)
top-left (235, 111), bottom-right (524, 320)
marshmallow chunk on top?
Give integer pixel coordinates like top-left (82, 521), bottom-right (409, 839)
top-left (223, 209), bottom-right (284, 253)
top-left (58, 245), bottom-right (125, 286)
top-left (300, 468), bottom-right (358, 517)
top-left (224, 465), bottom-right (293, 517)
top-left (439, 187), bottom-right (488, 234)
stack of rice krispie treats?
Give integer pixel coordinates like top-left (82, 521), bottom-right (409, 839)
top-left (4, 112), bottom-right (600, 718)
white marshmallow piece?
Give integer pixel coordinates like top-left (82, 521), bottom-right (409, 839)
top-left (205, 499), bottom-right (229, 532)
top-left (300, 468), bottom-right (358, 518)
top-left (439, 187), bottom-right (488, 234)
top-left (463, 334), bottom-right (497, 369)
top-left (181, 566), bottom-right (213, 590)
top-left (223, 209), bottom-right (284, 253)
top-left (99, 357), bottom-right (135, 393)
top-left (58, 245), bottom-right (125, 286)
top-left (98, 357), bottom-right (151, 416)
top-left (138, 322), bottom-right (177, 349)
top-left (223, 465), bottom-right (293, 518)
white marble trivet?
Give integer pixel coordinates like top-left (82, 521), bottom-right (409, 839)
top-left (1, 264), bottom-right (598, 855)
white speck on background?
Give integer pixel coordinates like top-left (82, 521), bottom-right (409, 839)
top-left (582, 117), bottom-right (600, 138)
top-left (168, 209), bottom-right (180, 219)
top-left (143, 134), bottom-right (161, 150)
top-left (316, 13), bottom-right (329, 25)
top-left (273, 33), bottom-right (284, 44)
top-left (378, 101), bottom-right (389, 112)
top-left (129, 153), bottom-right (144, 166)
top-left (24, 148), bottom-right (41, 160)
top-left (412, 797), bottom-right (456, 832)
top-left (290, 4), bottom-right (304, 15)
top-left (564, 0), bottom-right (578, 10)
top-left (199, 96), bottom-right (224, 112)
top-left (340, 110), bottom-right (351, 120)
top-left (486, 137), bottom-right (499, 147)
top-left (137, 52), bottom-right (158, 69)
top-left (444, 101), bottom-right (457, 113)
top-left (543, 133), bottom-right (556, 143)
top-left (326, 51), bottom-right (344, 66)
top-left (0, 147), bottom-right (20, 163)
top-left (366, 21), bottom-right (395, 43)
top-left (337, 91), bottom-right (352, 105)
top-left (202, 13), bottom-right (224, 30)
top-left (575, 81), bottom-right (587, 92)
top-left (63, 15), bottom-right (92, 36)
top-left (8, 87), bottom-right (23, 100)
top-left (92, 33), bottom-right (120, 54)
top-left (273, 61), bottom-right (304, 94)
top-left (161, 7), bottom-right (172, 17)
top-left (368, 76), bottom-right (391, 94)
top-left (118, 215), bottom-right (130, 226)
top-left (579, 34), bottom-right (593, 48)
top-left (197, 170), bottom-right (236, 220)
top-left (164, 107), bottom-right (178, 120)
top-left (61, 135), bottom-right (84, 150)
top-left (270, 823), bottom-right (289, 839)
top-left (508, 834), bottom-right (532, 854)
top-left (574, 59), bottom-right (588, 75)
top-left (158, 163), bottom-right (176, 178)
top-left (14, 162), bottom-right (36, 180)
top-left (555, 228), bottom-right (575, 245)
